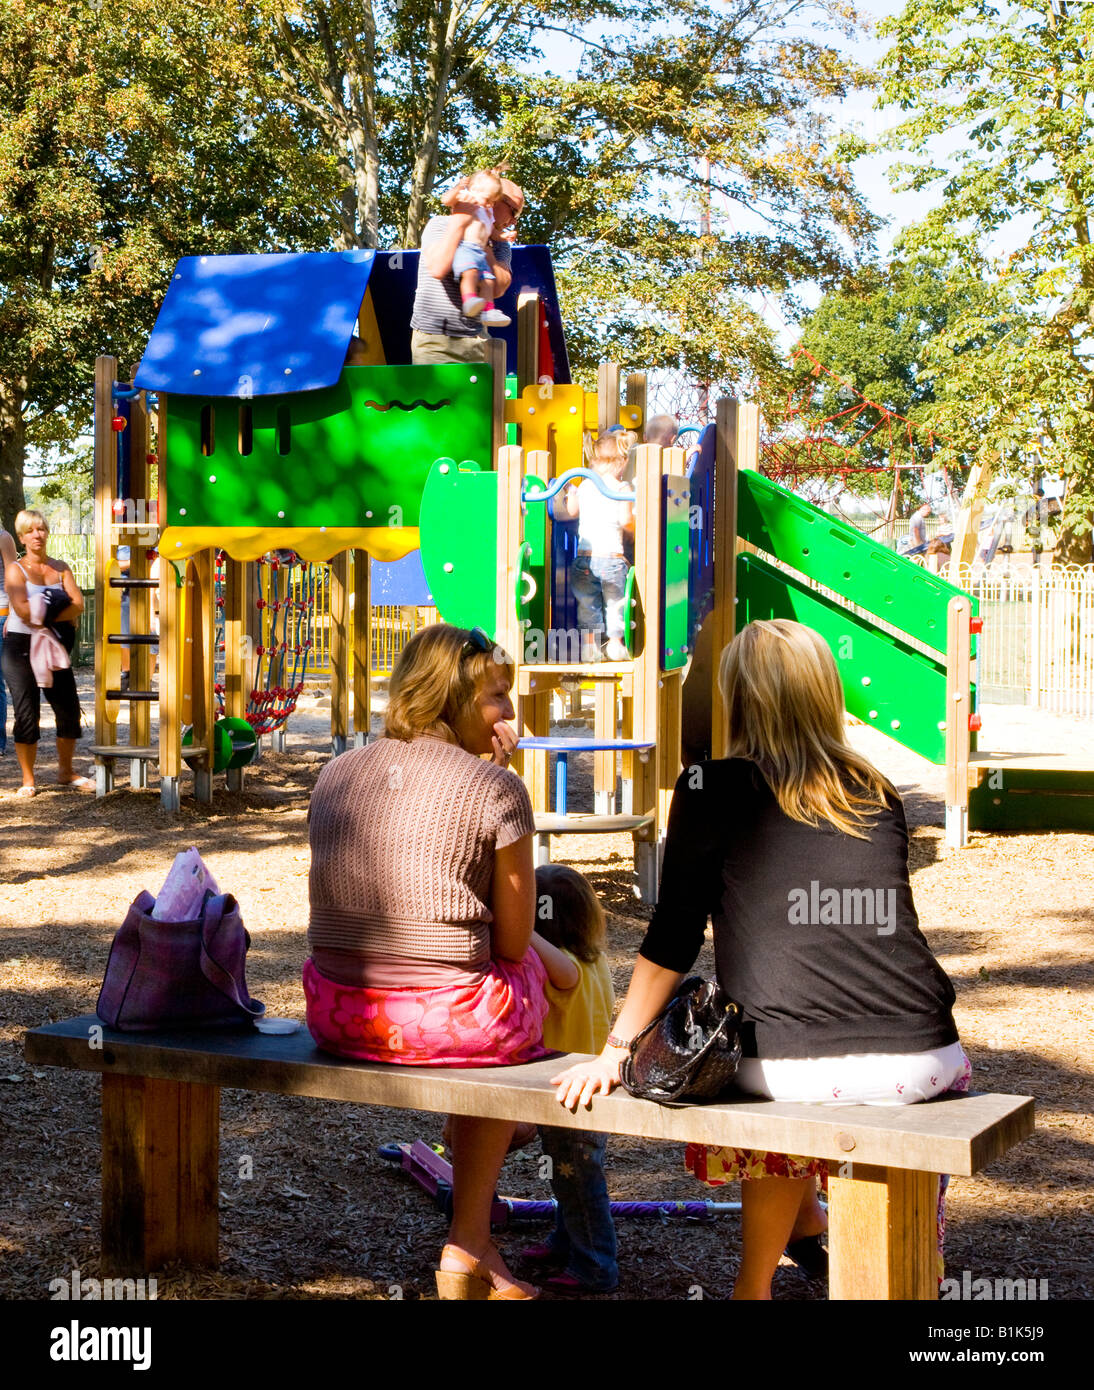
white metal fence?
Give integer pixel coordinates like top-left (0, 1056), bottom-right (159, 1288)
top-left (958, 565), bottom-right (1094, 716)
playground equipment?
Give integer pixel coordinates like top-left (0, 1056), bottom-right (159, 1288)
top-left (89, 247), bottom-right (665, 811)
top-left (89, 245), bottom-right (1088, 842)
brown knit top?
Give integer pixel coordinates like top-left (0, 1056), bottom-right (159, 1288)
top-left (307, 736), bottom-right (535, 976)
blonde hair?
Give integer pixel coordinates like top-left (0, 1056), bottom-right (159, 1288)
top-left (468, 169), bottom-right (503, 200)
top-left (384, 624), bottom-right (514, 745)
top-left (534, 865), bottom-right (606, 963)
top-left (719, 619), bottom-right (895, 837)
top-left (587, 432), bottom-right (632, 470)
top-left (14, 508), bottom-right (48, 539)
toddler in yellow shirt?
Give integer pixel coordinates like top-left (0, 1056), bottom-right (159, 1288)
top-left (526, 866), bottom-right (618, 1294)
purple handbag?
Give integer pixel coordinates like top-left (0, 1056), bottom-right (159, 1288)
top-left (97, 890), bottom-right (265, 1031)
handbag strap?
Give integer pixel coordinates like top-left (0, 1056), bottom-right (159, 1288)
top-left (199, 894), bottom-right (264, 1017)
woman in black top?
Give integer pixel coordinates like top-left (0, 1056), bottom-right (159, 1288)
top-left (553, 619), bottom-right (969, 1299)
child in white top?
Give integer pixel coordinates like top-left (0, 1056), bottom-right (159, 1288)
top-left (557, 433), bottom-right (635, 661)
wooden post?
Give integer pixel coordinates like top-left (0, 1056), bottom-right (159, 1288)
top-left (127, 380), bottom-right (152, 789)
top-left (944, 595), bottom-right (972, 848)
top-left (827, 1164), bottom-right (939, 1300)
top-left (157, 394), bottom-right (182, 812)
top-left (101, 1074), bottom-right (219, 1275)
top-left (495, 445), bottom-right (524, 667)
top-left (593, 680), bottom-right (616, 815)
top-left (222, 558), bottom-right (247, 791)
top-left (516, 290), bottom-right (540, 392)
top-left (487, 336), bottom-right (507, 467)
top-left (948, 456), bottom-right (993, 583)
top-left (329, 551), bottom-right (349, 756)
top-left (185, 551), bottom-right (216, 803)
top-left (737, 402), bottom-right (761, 471)
top-left (711, 399), bottom-right (741, 761)
top-left (521, 448), bottom-right (551, 813)
top-left (631, 442), bottom-right (663, 901)
top-left (597, 362), bottom-right (621, 434)
top-left (352, 548), bottom-right (371, 746)
top-left (93, 357), bottom-right (118, 795)
top-left (625, 371), bottom-right (647, 435)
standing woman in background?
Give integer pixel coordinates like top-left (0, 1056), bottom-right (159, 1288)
top-left (2, 510), bottom-right (91, 794)
top-left (0, 524), bottom-right (16, 754)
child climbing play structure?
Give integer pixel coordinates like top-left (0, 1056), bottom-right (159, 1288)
top-left (88, 244), bottom-right (1091, 876)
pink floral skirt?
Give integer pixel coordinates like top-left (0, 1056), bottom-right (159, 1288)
top-left (302, 953), bottom-right (549, 1067)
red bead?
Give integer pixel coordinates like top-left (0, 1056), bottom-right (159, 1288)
top-left (970, 617), bottom-right (983, 635)
top-left (969, 713), bottom-right (982, 732)
top-left (111, 416), bottom-right (127, 432)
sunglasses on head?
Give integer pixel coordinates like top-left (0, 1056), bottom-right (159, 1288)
top-left (462, 627), bottom-right (494, 658)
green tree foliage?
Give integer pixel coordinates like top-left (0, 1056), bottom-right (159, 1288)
top-left (878, 0), bottom-right (1094, 559)
top-left (262, 0), bottom-right (879, 392)
top-left (0, 0), bottom-right (339, 527)
top-left (0, 0), bottom-right (878, 524)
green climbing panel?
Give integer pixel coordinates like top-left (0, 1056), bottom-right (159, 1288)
top-left (737, 470), bottom-right (975, 652)
top-left (662, 474), bottom-right (690, 671)
top-left (737, 553), bottom-right (950, 764)
top-left (419, 458), bottom-right (499, 631)
top-left (166, 364), bottom-right (493, 531)
top-left (519, 478), bottom-right (549, 659)
top-left (970, 769), bottom-right (1094, 832)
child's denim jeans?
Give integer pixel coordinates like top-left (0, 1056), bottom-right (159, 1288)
top-left (570, 556), bottom-right (630, 645)
top-left (539, 1125), bottom-right (618, 1291)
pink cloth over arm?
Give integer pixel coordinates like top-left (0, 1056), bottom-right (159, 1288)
top-left (28, 591), bottom-right (71, 689)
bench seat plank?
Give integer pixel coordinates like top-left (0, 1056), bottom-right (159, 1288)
top-left (25, 1017), bottom-right (1032, 1177)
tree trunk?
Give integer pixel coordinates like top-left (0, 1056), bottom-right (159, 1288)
top-left (403, 4), bottom-right (457, 248)
top-left (1053, 517), bottom-right (1094, 567)
top-left (0, 375), bottom-right (27, 533)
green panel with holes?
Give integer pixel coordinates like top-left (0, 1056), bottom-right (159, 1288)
top-left (165, 364), bottom-right (493, 530)
top-left (736, 553), bottom-right (950, 764)
top-left (661, 474), bottom-right (690, 670)
top-left (737, 470), bottom-right (975, 652)
top-left (418, 458), bottom-right (498, 631)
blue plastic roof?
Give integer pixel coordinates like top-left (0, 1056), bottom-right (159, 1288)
top-left (134, 251), bottom-right (375, 398)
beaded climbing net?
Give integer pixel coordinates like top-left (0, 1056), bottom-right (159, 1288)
top-left (764, 348), bottom-right (960, 530)
top-left (213, 550), bottom-right (317, 735)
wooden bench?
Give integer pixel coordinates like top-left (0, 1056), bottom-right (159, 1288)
top-left (24, 1017), bottom-right (1034, 1300)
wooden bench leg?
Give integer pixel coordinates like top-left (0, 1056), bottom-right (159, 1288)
top-left (102, 1074), bottom-right (219, 1275)
top-left (827, 1163), bottom-right (938, 1300)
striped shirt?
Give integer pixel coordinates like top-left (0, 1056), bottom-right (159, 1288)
top-left (410, 216), bottom-right (513, 337)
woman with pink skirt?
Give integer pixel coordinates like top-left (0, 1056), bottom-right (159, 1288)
top-left (305, 624), bottom-right (547, 1299)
